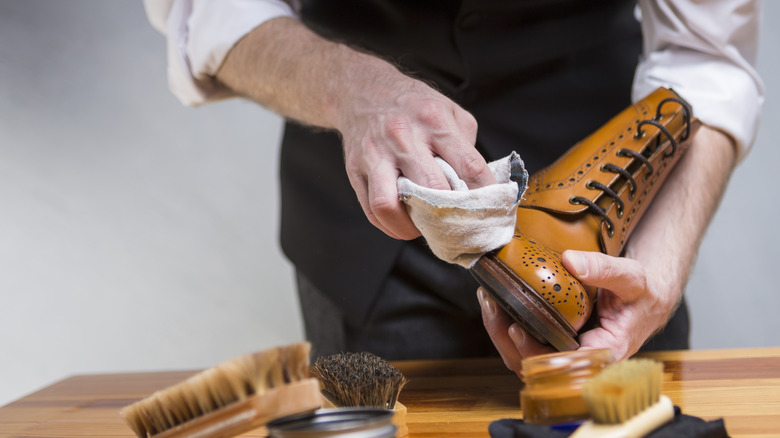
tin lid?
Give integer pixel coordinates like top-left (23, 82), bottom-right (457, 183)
top-left (267, 408), bottom-right (396, 438)
top-left (521, 349), bottom-right (613, 378)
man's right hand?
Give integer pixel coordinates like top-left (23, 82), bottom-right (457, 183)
top-left (336, 71), bottom-right (494, 239)
top-left (217, 17), bottom-right (496, 239)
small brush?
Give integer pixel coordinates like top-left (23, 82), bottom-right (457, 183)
top-left (120, 342), bottom-right (322, 438)
top-left (311, 351), bottom-right (408, 436)
top-left (571, 358), bottom-right (674, 437)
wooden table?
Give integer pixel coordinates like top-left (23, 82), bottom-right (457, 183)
top-left (2, 347), bottom-right (779, 437)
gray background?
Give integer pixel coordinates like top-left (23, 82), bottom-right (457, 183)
top-left (1, 1), bottom-right (778, 406)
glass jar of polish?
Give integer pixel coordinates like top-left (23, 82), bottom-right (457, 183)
top-left (520, 349), bottom-right (613, 425)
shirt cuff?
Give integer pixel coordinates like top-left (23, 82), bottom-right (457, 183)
top-left (633, 50), bottom-right (764, 161)
top-left (632, 0), bottom-right (764, 162)
top-left (165, 0), bottom-right (297, 107)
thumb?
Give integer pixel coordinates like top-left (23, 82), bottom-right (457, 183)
top-left (561, 250), bottom-right (647, 303)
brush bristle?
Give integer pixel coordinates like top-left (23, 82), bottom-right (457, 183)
top-left (121, 342), bottom-right (312, 438)
top-left (311, 352), bottom-right (407, 410)
top-left (581, 358), bottom-right (663, 424)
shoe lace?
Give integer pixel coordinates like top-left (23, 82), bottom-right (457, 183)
top-left (571, 191), bottom-right (617, 237)
top-left (569, 97), bottom-right (692, 238)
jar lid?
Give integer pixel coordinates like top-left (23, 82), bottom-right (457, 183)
top-left (267, 408), bottom-right (396, 438)
top-left (522, 349), bottom-right (613, 377)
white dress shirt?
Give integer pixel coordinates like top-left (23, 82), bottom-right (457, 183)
top-left (143, 0), bottom-right (764, 158)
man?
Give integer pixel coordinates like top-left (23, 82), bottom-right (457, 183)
top-left (145, 0), bottom-right (763, 371)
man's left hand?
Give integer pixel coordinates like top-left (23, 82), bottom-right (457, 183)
top-left (478, 249), bottom-right (678, 375)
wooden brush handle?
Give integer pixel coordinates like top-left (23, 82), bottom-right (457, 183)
top-left (570, 395), bottom-right (674, 438)
top-left (392, 402), bottom-right (408, 438)
top-left (152, 379), bottom-right (322, 438)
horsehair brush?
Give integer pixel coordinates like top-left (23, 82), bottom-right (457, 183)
top-left (311, 351), bottom-right (409, 436)
top-left (572, 358), bottom-right (674, 437)
top-left (120, 342), bottom-right (321, 438)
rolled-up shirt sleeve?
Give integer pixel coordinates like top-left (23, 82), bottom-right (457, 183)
top-left (143, 0), bottom-right (296, 107)
top-left (633, 0), bottom-right (764, 160)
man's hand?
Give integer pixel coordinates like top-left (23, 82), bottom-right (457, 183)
top-left (337, 77), bottom-right (495, 239)
top-left (477, 287), bottom-right (554, 377)
top-left (562, 250), bottom-right (675, 360)
top-left (216, 17), bottom-right (496, 240)
top-left (478, 125), bottom-right (737, 372)
top-left (478, 249), bottom-right (677, 374)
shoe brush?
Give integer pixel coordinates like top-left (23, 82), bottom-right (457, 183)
top-left (311, 351), bottom-right (409, 437)
top-left (120, 342), bottom-right (322, 438)
top-left (571, 358), bottom-right (674, 437)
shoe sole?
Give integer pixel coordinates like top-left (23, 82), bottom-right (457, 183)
top-left (472, 253), bottom-right (579, 351)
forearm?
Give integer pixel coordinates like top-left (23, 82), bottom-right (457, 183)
top-left (624, 125), bottom-right (736, 315)
top-left (215, 17), bottom-right (416, 130)
top-left (215, 16), bottom-right (495, 240)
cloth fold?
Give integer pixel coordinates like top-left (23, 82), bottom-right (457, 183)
top-left (397, 152), bottom-right (527, 268)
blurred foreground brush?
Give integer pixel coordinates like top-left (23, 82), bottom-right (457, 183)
top-left (120, 343), bottom-right (321, 438)
top-left (572, 358), bottom-right (674, 438)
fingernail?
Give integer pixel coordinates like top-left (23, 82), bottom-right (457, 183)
top-left (564, 250), bottom-right (588, 278)
top-left (477, 288), bottom-right (497, 317)
top-left (508, 323), bottom-right (525, 350)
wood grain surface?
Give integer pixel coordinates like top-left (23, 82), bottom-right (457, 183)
top-left (1, 347), bottom-right (779, 437)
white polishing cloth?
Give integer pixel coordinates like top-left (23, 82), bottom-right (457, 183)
top-left (397, 152), bottom-right (528, 268)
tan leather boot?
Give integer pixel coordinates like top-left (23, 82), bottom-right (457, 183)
top-left (472, 87), bottom-right (699, 351)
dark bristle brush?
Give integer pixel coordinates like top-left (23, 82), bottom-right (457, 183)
top-left (311, 351), bottom-right (409, 437)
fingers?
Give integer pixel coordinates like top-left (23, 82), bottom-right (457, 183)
top-left (562, 250), bottom-right (667, 360)
top-left (507, 322), bottom-right (555, 359)
top-left (578, 327), bottom-right (633, 362)
top-left (346, 164), bottom-right (419, 240)
top-left (477, 288), bottom-right (554, 374)
top-left (379, 110), bottom-right (453, 191)
top-left (345, 111), bottom-right (450, 240)
top-left (430, 106), bottom-right (496, 189)
top-left (387, 98), bottom-right (491, 191)
top-left (561, 250), bottom-right (647, 303)
top-left (477, 288), bottom-right (522, 372)
top-left (343, 88), bottom-right (493, 239)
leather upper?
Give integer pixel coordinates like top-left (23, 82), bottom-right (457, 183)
top-left (515, 87), bottom-right (696, 256)
top-left (493, 87), bottom-right (697, 331)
